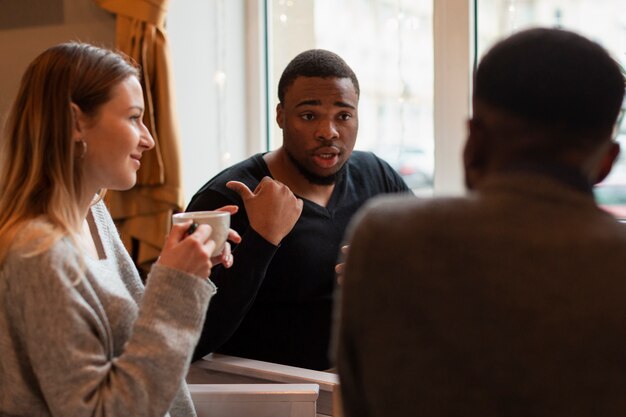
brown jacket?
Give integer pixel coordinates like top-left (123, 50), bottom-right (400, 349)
top-left (337, 171), bottom-right (626, 417)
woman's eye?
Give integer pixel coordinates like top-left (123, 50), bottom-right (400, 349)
top-left (130, 115), bottom-right (141, 123)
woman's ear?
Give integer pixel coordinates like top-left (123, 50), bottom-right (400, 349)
top-left (70, 103), bottom-right (85, 141)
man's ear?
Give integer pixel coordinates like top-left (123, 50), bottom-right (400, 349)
top-left (594, 140), bottom-right (620, 185)
top-left (275, 103), bottom-right (284, 129)
top-left (463, 118), bottom-right (491, 190)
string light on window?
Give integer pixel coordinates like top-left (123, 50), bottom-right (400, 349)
top-left (505, 0), bottom-right (519, 32)
top-left (214, 0), bottom-right (229, 169)
top-left (213, 70), bottom-right (226, 87)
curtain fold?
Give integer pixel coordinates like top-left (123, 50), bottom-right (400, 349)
top-left (96, 0), bottom-right (183, 275)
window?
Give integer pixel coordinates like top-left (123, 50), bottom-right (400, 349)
top-left (168, 1), bottom-right (470, 202)
top-left (267, 0), bottom-right (436, 194)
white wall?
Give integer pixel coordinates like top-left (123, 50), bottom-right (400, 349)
top-left (168, 0), bottom-right (249, 206)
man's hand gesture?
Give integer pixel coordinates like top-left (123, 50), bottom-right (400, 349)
top-left (227, 177), bottom-right (303, 246)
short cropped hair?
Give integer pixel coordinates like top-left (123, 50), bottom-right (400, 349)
top-left (277, 49), bottom-right (360, 103)
top-left (474, 28), bottom-right (625, 146)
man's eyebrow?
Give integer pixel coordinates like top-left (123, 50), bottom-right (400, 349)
top-left (295, 99), bottom-right (321, 107)
top-left (295, 100), bottom-right (356, 110)
top-left (335, 101), bottom-right (356, 110)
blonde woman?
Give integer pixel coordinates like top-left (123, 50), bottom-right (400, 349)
top-left (0, 42), bottom-right (237, 416)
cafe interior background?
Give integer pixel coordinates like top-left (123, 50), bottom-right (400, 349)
top-left (0, 0), bottom-right (624, 415)
top-left (0, 0), bottom-right (625, 268)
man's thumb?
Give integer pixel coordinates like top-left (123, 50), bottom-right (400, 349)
top-left (226, 181), bottom-right (255, 200)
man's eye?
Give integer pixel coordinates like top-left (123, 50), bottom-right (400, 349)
top-left (301, 114), bottom-right (315, 121)
top-left (338, 113), bottom-right (352, 121)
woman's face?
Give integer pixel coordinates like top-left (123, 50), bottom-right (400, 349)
top-left (79, 76), bottom-right (154, 194)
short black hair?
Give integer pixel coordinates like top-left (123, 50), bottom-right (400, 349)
top-left (474, 28), bottom-right (625, 146)
top-left (277, 49), bottom-right (360, 103)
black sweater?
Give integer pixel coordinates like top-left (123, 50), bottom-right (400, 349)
top-left (188, 151), bottom-right (410, 370)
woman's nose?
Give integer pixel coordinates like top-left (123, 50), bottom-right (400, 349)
top-left (141, 122), bottom-right (155, 150)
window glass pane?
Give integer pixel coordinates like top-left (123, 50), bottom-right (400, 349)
top-left (269, 0), bottom-right (434, 193)
top-left (477, 0), bottom-right (626, 216)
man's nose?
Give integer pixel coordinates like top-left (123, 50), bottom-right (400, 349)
top-left (315, 119), bottom-right (339, 140)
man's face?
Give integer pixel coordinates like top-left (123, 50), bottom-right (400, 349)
top-left (276, 76), bottom-right (358, 185)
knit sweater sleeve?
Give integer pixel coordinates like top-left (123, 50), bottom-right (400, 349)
top-left (1, 238), bottom-right (215, 417)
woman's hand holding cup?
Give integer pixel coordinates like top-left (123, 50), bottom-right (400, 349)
top-left (166, 205), bottom-right (241, 276)
top-left (157, 220), bottom-right (216, 279)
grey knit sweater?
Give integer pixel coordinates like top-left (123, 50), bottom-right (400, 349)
top-left (0, 200), bottom-right (216, 416)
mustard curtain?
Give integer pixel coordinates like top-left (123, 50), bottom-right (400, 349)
top-left (96, 0), bottom-right (184, 275)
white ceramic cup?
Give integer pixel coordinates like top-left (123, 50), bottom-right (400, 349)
top-left (172, 211), bottom-right (230, 257)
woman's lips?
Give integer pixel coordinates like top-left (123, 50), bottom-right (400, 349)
top-left (130, 154), bottom-right (142, 168)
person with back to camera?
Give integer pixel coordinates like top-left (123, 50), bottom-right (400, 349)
top-left (335, 28), bottom-right (626, 417)
top-left (0, 42), bottom-right (240, 416)
top-left (187, 49), bottom-right (412, 370)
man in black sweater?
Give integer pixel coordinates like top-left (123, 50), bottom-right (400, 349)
top-left (188, 49), bottom-right (411, 370)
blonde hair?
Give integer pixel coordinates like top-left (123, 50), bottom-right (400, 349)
top-left (0, 42), bottom-right (138, 264)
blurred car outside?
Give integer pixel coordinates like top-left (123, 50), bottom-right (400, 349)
top-left (373, 146), bottom-right (434, 194)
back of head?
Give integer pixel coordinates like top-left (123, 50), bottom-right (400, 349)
top-left (277, 49), bottom-right (360, 103)
top-left (0, 42), bottom-right (138, 262)
top-left (474, 28), bottom-right (625, 151)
